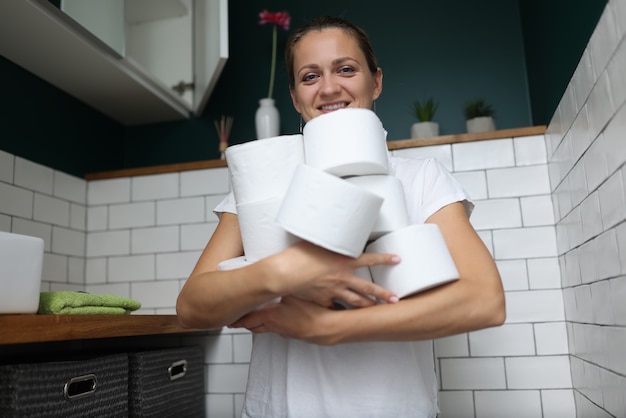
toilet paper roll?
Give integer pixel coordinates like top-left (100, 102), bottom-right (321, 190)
top-left (303, 108), bottom-right (389, 177)
top-left (366, 224), bottom-right (459, 298)
top-left (217, 256), bottom-right (281, 310)
top-left (237, 197), bottom-right (301, 262)
top-left (276, 164), bottom-right (384, 258)
top-left (225, 134), bottom-right (304, 204)
top-left (0, 231), bottom-right (44, 314)
top-left (345, 175), bottom-right (410, 240)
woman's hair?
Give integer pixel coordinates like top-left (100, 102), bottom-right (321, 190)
top-left (284, 16), bottom-right (379, 90)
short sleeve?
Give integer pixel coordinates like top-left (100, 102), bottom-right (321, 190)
top-left (213, 191), bottom-right (237, 219)
top-left (390, 156), bottom-right (474, 224)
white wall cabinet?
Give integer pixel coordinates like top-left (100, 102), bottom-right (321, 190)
top-left (0, 0), bottom-right (228, 126)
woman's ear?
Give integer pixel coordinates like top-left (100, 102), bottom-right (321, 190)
top-left (372, 68), bottom-right (383, 101)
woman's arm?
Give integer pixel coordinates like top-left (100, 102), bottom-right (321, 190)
top-left (176, 212), bottom-right (401, 329)
top-left (229, 201), bottom-right (506, 344)
top-left (176, 212), bottom-right (272, 329)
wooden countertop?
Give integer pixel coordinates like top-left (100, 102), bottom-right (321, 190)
top-left (85, 126), bottom-right (546, 180)
top-left (0, 314), bottom-right (212, 345)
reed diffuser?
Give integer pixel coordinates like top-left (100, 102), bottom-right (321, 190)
top-left (214, 115), bottom-right (234, 159)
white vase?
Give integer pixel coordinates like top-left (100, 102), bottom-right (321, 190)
top-left (410, 121), bottom-right (439, 139)
top-left (255, 98), bottom-right (280, 139)
top-left (466, 116), bottom-right (495, 133)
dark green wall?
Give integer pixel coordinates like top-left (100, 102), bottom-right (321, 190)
top-left (519, 0), bottom-right (607, 125)
top-left (1, 0), bottom-right (606, 177)
top-left (129, 0), bottom-right (532, 168)
top-left (0, 56), bottom-right (124, 177)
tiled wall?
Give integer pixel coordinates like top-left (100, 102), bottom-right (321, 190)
top-left (84, 169), bottom-right (229, 311)
top-left (0, 152), bottom-right (87, 289)
top-left (546, 0), bottom-right (626, 416)
top-left (393, 137), bottom-right (573, 418)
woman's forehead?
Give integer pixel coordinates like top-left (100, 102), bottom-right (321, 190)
top-left (294, 28), bottom-right (362, 61)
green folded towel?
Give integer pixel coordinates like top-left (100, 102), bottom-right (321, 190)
top-left (38, 291), bottom-right (141, 315)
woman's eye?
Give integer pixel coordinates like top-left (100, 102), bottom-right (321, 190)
top-left (338, 66), bottom-right (356, 74)
top-left (302, 73), bottom-right (318, 82)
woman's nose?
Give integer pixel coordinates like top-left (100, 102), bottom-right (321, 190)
top-left (319, 76), bottom-right (341, 96)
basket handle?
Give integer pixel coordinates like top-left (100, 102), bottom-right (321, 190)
top-left (168, 359), bottom-right (188, 381)
top-left (63, 373), bottom-right (97, 401)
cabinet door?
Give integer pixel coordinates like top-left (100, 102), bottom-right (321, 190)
top-left (61, 0), bottom-right (125, 57)
top-left (193, 0), bottom-right (229, 115)
top-left (0, 0), bottom-right (228, 126)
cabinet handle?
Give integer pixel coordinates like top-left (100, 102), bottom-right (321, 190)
top-left (63, 373), bottom-right (97, 401)
top-left (168, 359), bottom-right (188, 381)
top-left (172, 81), bottom-right (194, 95)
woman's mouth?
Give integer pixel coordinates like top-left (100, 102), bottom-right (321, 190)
top-left (319, 102), bottom-right (348, 111)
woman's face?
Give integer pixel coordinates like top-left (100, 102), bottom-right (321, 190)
top-left (289, 28), bottom-right (383, 123)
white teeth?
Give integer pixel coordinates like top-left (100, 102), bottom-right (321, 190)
top-left (321, 103), bottom-right (346, 111)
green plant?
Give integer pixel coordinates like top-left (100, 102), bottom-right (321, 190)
top-left (412, 97), bottom-right (439, 122)
top-left (463, 99), bottom-right (494, 119)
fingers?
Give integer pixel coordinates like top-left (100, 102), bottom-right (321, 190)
top-left (352, 252), bottom-right (401, 304)
top-left (276, 246), bottom-right (401, 307)
top-left (349, 279), bottom-right (399, 305)
top-left (358, 252), bottom-right (402, 267)
top-left (332, 291), bottom-right (377, 309)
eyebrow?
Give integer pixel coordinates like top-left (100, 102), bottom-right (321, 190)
top-left (296, 57), bottom-right (359, 76)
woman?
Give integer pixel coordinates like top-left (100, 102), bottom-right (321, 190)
top-left (177, 16), bottom-right (505, 417)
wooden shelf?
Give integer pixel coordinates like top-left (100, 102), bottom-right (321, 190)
top-left (84, 159), bottom-right (228, 180)
top-left (0, 314), bottom-right (211, 346)
top-left (386, 125), bottom-right (546, 150)
top-left (84, 126), bottom-right (546, 180)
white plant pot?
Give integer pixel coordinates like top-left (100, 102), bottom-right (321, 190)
top-left (410, 121), bottom-right (439, 139)
top-left (466, 116), bottom-right (495, 133)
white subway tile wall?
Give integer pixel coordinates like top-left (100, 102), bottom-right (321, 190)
top-left (394, 129), bottom-right (570, 417)
top-left (1, 1), bottom-right (625, 415)
top-left (83, 169), bottom-right (229, 311)
top-left (1, 155), bottom-right (87, 291)
top-left (475, 390), bottom-right (542, 418)
top-left (546, 0), bottom-right (626, 417)
top-left (403, 123), bottom-right (578, 416)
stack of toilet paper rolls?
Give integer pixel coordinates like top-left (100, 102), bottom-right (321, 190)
top-left (221, 108), bottom-right (459, 310)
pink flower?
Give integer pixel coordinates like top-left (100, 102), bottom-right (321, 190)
top-left (259, 10), bottom-right (291, 31)
top-left (258, 10), bottom-right (291, 99)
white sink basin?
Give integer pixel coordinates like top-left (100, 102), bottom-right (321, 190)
top-left (0, 231), bottom-right (44, 314)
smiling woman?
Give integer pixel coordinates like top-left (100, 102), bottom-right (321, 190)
top-left (176, 15), bottom-right (505, 418)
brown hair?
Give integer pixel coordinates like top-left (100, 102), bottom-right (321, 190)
top-left (284, 16), bottom-right (379, 90)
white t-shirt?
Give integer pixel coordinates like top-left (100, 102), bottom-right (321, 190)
top-left (214, 156), bottom-right (473, 418)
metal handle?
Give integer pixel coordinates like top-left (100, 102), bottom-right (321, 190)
top-left (63, 373), bottom-right (97, 401)
top-left (171, 81), bottom-right (194, 95)
top-left (168, 359), bottom-right (188, 381)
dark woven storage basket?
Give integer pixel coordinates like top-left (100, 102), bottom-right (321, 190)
top-left (0, 353), bottom-right (128, 418)
top-left (128, 346), bottom-right (205, 417)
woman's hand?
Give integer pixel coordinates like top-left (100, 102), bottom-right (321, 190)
top-left (229, 296), bottom-right (343, 345)
top-left (267, 241), bottom-right (400, 308)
